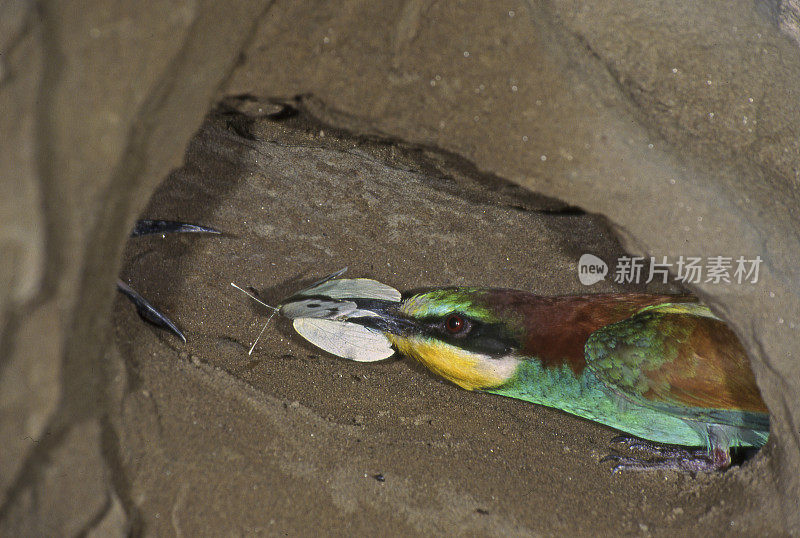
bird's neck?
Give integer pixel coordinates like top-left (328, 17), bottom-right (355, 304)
top-left (481, 293), bottom-right (680, 411)
top-left (488, 355), bottom-right (605, 412)
top-left (516, 293), bottom-right (683, 374)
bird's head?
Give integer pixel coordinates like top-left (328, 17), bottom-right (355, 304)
top-left (366, 288), bottom-right (528, 390)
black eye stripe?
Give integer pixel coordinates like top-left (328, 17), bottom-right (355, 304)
top-left (445, 314), bottom-right (466, 333)
top-left (420, 313), bottom-right (475, 338)
top-left (354, 311), bottom-right (518, 357)
top-left (415, 314), bottom-right (519, 356)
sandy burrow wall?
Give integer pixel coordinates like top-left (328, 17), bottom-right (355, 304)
top-left (1, 0), bottom-right (799, 534)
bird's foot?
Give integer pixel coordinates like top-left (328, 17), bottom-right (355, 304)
top-left (608, 435), bottom-right (704, 459)
top-left (602, 437), bottom-right (731, 473)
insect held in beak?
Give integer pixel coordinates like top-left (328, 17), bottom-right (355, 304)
top-left (231, 268), bottom-right (401, 360)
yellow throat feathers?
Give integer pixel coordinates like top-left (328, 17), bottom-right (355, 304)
top-left (387, 334), bottom-right (519, 391)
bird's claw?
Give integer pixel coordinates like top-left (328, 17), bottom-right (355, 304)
top-left (599, 454), bottom-right (629, 474)
top-left (610, 435), bottom-right (716, 461)
top-left (609, 435), bottom-right (687, 457)
top-left (601, 448), bottom-right (729, 473)
top-left (609, 435), bottom-right (645, 450)
top-left (600, 453), bottom-right (687, 473)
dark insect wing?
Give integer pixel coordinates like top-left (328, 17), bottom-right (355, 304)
top-left (117, 279), bottom-right (186, 343)
top-left (131, 220), bottom-right (221, 237)
top-left (120, 219), bottom-right (222, 342)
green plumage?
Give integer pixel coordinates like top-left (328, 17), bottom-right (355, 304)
top-left (290, 280), bottom-right (770, 471)
top-left (585, 304), bottom-right (768, 438)
top-left (379, 288), bottom-right (770, 470)
top-left (487, 359), bottom-right (716, 447)
top-left (489, 302), bottom-right (768, 449)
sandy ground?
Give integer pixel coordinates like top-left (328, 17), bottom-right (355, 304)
top-left (113, 112), bottom-right (781, 535)
top-left (4, 1), bottom-right (798, 534)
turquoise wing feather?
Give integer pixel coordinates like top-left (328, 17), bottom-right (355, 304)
top-left (584, 303), bottom-right (769, 433)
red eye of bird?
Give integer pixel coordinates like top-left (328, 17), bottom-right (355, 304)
top-left (444, 314), bottom-right (466, 334)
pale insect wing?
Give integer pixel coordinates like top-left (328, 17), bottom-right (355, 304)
top-left (287, 268), bottom-right (348, 298)
top-left (292, 318), bottom-right (395, 362)
top-left (296, 278), bottom-right (402, 302)
top-left (280, 299), bottom-right (357, 320)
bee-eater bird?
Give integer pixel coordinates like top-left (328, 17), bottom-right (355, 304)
top-left (243, 273), bottom-right (770, 472)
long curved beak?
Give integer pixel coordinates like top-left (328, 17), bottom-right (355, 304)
top-left (345, 298), bottom-right (419, 336)
top-left (280, 295), bottom-right (418, 336)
